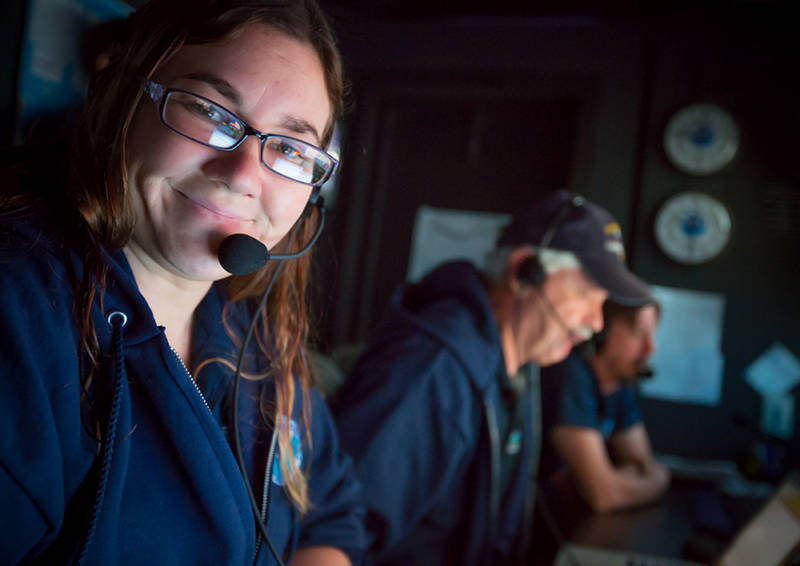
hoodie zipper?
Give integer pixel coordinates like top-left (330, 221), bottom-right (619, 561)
top-left (253, 428), bottom-right (278, 563)
top-left (170, 346), bottom-right (211, 412)
top-left (170, 344), bottom-right (280, 564)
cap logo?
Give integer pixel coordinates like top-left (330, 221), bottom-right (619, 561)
top-left (603, 222), bottom-right (626, 261)
top-left (605, 240), bottom-right (626, 261)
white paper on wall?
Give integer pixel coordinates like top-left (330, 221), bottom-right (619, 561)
top-left (745, 342), bottom-right (800, 398)
top-left (407, 205), bottom-right (511, 282)
top-left (639, 285), bottom-right (726, 406)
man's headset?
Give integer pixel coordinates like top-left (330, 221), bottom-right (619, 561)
top-left (515, 194), bottom-right (585, 287)
top-left (513, 193), bottom-right (602, 348)
top-left (504, 195), bottom-right (591, 566)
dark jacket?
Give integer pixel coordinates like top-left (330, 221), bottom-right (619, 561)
top-left (331, 262), bottom-right (539, 566)
top-left (0, 214), bottom-right (366, 565)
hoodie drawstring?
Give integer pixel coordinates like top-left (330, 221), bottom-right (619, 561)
top-left (75, 310), bottom-right (128, 566)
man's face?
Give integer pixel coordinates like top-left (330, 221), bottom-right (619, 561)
top-left (601, 304), bottom-right (659, 379)
top-left (515, 267), bottom-right (608, 367)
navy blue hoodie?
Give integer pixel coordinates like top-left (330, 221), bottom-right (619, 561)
top-left (0, 215), bottom-right (366, 565)
top-left (331, 262), bottom-right (540, 566)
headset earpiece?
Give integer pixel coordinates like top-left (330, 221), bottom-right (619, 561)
top-left (515, 193), bottom-right (585, 288)
top-left (516, 255), bottom-right (545, 287)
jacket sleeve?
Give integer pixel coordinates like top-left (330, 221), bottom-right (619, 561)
top-left (331, 331), bottom-right (476, 554)
top-left (295, 387), bottom-right (369, 564)
top-left (0, 238), bottom-right (91, 563)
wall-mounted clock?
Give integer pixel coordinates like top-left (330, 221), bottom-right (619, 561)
top-left (663, 103), bottom-right (740, 175)
top-left (654, 192), bottom-right (732, 265)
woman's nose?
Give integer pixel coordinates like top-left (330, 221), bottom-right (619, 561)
top-left (204, 137), bottom-right (265, 199)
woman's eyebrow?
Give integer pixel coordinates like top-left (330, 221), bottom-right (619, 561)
top-left (180, 71), bottom-right (241, 105)
top-left (280, 116), bottom-right (321, 143)
top-left (180, 71), bottom-right (322, 142)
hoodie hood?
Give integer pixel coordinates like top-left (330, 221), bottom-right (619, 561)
top-left (385, 261), bottom-right (502, 392)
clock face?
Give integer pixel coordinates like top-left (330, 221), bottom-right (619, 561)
top-left (654, 192), bottom-right (732, 265)
top-left (663, 103), bottom-right (739, 175)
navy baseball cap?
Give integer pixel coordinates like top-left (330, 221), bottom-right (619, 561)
top-left (497, 190), bottom-right (652, 306)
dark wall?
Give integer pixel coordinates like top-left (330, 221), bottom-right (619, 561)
top-left (320, 10), bottom-right (800, 462)
top-left (0, 0), bottom-right (27, 145)
top-left (323, 16), bottom-right (648, 344)
top-left (629, 24), bottom-right (800, 460)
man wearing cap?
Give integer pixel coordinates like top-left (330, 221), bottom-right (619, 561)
top-left (539, 298), bottom-right (670, 514)
top-left (330, 190), bottom-right (651, 566)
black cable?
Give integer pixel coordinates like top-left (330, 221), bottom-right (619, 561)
top-left (232, 256), bottom-right (287, 566)
top-left (230, 216), bottom-right (309, 566)
top-left (528, 294), bottom-right (589, 566)
top-left (535, 285), bottom-right (590, 345)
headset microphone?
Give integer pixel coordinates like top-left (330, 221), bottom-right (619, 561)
top-left (218, 234), bottom-right (268, 275)
top-left (217, 199), bottom-right (326, 275)
top-left (637, 366), bottom-right (655, 379)
top-left (537, 287), bottom-right (592, 344)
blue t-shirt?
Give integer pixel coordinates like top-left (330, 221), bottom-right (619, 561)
top-left (539, 351), bottom-right (642, 482)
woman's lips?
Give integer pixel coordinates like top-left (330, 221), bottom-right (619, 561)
top-left (175, 189), bottom-right (254, 223)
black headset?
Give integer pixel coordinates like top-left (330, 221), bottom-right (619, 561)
top-left (218, 186), bottom-right (325, 566)
top-left (516, 194), bottom-right (585, 287)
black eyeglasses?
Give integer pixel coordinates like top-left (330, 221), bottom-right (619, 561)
top-left (142, 79), bottom-right (337, 187)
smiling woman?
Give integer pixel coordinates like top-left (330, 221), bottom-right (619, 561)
top-left (0, 2), bottom-right (365, 566)
top-left (125, 23), bottom-right (331, 283)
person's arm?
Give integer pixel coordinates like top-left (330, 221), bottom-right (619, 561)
top-left (0, 233), bottom-right (89, 562)
top-left (289, 546), bottom-right (350, 566)
top-left (551, 425), bottom-right (670, 513)
top-left (608, 422), bottom-right (667, 476)
top-left (293, 388), bottom-right (367, 565)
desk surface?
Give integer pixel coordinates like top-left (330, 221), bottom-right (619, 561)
top-left (565, 486), bottom-right (696, 557)
top-left (548, 480), bottom-right (767, 564)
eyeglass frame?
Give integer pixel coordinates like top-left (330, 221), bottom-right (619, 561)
top-left (141, 78), bottom-right (338, 187)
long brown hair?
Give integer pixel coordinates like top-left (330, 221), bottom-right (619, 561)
top-left (65, 0), bottom-right (344, 513)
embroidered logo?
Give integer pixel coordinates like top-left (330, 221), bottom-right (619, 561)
top-left (603, 222), bottom-right (627, 261)
top-left (505, 429), bottom-right (522, 455)
top-left (272, 417), bottom-right (303, 486)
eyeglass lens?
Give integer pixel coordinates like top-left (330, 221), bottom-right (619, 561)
top-left (162, 90), bottom-right (332, 185)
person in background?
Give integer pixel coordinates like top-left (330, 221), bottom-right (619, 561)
top-left (0, 1), bottom-right (366, 564)
top-left (330, 190), bottom-right (652, 566)
top-left (539, 298), bottom-right (671, 513)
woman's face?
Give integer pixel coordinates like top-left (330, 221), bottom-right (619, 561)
top-left (126, 24), bottom-right (331, 282)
